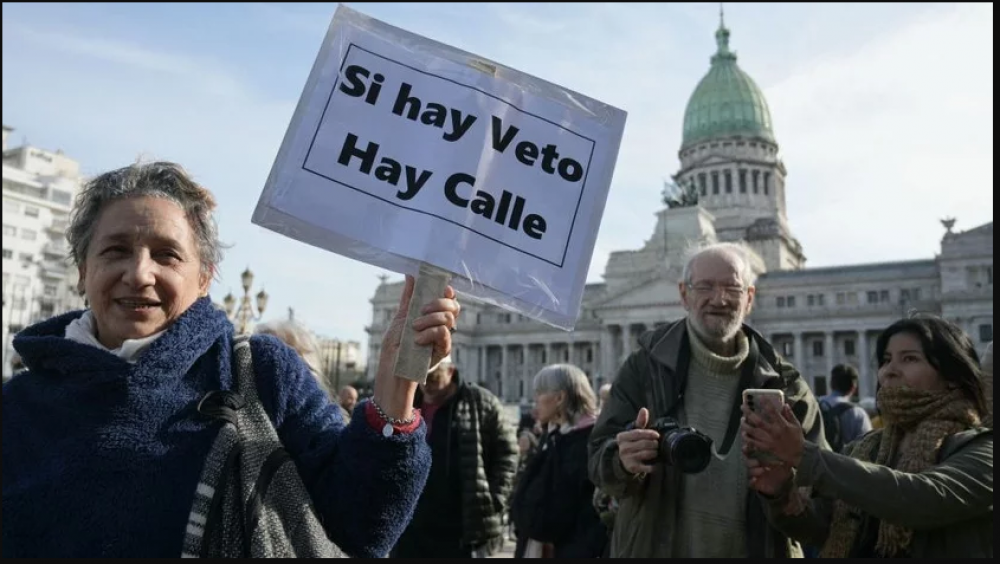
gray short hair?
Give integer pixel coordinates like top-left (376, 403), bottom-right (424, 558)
top-left (67, 161), bottom-right (224, 276)
top-left (533, 364), bottom-right (598, 425)
top-left (680, 241), bottom-right (759, 288)
top-left (255, 320), bottom-right (326, 394)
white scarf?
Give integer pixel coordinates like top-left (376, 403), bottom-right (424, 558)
top-left (64, 310), bottom-right (166, 364)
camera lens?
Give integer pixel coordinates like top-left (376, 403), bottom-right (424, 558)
top-left (663, 429), bottom-right (713, 474)
top-left (672, 434), bottom-right (712, 474)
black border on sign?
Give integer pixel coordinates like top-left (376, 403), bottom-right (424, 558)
top-left (300, 42), bottom-right (597, 269)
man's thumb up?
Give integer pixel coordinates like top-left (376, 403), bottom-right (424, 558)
top-left (635, 407), bottom-right (650, 430)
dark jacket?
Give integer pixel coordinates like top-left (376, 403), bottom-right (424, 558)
top-left (401, 378), bottom-right (519, 555)
top-left (1, 298), bottom-right (431, 559)
top-left (588, 319), bottom-right (828, 558)
top-left (764, 429), bottom-right (992, 558)
top-left (512, 423), bottom-right (607, 558)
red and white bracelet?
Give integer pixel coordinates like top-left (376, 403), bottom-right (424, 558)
top-left (367, 398), bottom-right (420, 437)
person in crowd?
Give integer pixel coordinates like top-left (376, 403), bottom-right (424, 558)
top-left (592, 382), bottom-right (619, 554)
top-left (743, 316), bottom-right (992, 558)
top-left (511, 364), bottom-right (607, 558)
top-left (338, 385), bottom-right (359, 423)
top-left (2, 161), bottom-right (461, 558)
top-left (392, 357), bottom-right (518, 558)
top-left (819, 364), bottom-right (873, 453)
top-left (255, 319), bottom-right (327, 393)
top-left (518, 429), bottom-right (540, 463)
top-left (983, 343), bottom-right (992, 428)
top-left (11, 353), bottom-right (25, 372)
top-left (859, 397), bottom-right (883, 430)
top-left (340, 385), bottom-right (359, 413)
top-left (5, 353), bottom-right (25, 382)
top-left (598, 382), bottom-right (613, 412)
top-left (517, 405), bottom-right (537, 438)
top-left (589, 241), bottom-right (827, 558)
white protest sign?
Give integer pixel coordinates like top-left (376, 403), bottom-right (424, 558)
top-left (253, 4), bottom-right (627, 330)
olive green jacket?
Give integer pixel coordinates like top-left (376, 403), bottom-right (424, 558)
top-left (765, 429), bottom-right (993, 558)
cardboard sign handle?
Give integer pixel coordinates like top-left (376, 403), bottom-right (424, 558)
top-left (393, 263), bottom-right (454, 383)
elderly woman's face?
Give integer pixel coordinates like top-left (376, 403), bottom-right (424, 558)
top-left (534, 389), bottom-right (564, 425)
top-left (80, 197), bottom-right (209, 349)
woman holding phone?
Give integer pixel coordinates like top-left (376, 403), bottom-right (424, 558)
top-left (741, 316), bottom-right (992, 558)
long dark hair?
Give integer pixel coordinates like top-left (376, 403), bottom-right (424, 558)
top-left (875, 316), bottom-right (987, 417)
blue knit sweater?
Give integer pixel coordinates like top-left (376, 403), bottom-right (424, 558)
top-left (2, 298), bottom-right (431, 558)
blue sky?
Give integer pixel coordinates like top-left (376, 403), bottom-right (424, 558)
top-left (2, 3), bottom-right (993, 357)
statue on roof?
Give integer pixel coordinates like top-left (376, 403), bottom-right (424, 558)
top-left (662, 180), bottom-right (699, 209)
top-left (941, 217), bottom-right (956, 235)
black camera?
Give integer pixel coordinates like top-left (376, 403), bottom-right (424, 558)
top-left (649, 418), bottom-right (714, 474)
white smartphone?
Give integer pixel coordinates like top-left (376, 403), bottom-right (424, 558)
top-left (743, 389), bottom-right (785, 418)
top-left (743, 389), bottom-right (786, 463)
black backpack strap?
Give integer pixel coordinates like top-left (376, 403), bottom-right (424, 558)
top-left (197, 391), bottom-right (247, 426)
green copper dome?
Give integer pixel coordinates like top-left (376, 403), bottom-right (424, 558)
top-left (682, 22), bottom-right (775, 149)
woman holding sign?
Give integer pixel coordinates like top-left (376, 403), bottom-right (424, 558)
top-left (2, 161), bottom-right (459, 558)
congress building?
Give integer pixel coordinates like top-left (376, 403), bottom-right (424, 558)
top-left (366, 21), bottom-right (992, 403)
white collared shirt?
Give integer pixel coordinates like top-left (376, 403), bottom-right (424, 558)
top-left (64, 310), bottom-right (166, 364)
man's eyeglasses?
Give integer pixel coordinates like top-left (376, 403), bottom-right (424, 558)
top-left (686, 283), bottom-right (748, 300)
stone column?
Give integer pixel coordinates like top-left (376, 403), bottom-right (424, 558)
top-left (601, 329), bottom-right (614, 384)
top-left (592, 341), bottom-right (601, 386)
top-left (479, 346), bottom-right (487, 386)
top-left (501, 344), bottom-right (509, 402)
top-left (793, 333), bottom-right (806, 385)
top-left (545, 343), bottom-right (553, 368)
top-left (858, 331), bottom-right (873, 398)
top-left (618, 327), bottom-right (628, 363)
top-left (520, 344), bottom-right (530, 401)
top-left (825, 332), bottom-right (836, 380)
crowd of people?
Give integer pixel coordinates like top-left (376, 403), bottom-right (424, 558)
top-left (2, 160), bottom-right (993, 558)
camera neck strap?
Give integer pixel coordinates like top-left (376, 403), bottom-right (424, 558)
top-left (711, 338), bottom-right (760, 460)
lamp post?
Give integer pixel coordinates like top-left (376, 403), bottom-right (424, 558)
top-left (320, 339), bottom-right (344, 395)
top-left (223, 267), bottom-right (269, 335)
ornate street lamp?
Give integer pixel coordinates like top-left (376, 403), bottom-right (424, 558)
top-left (224, 266), bottom-right (268, 334)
